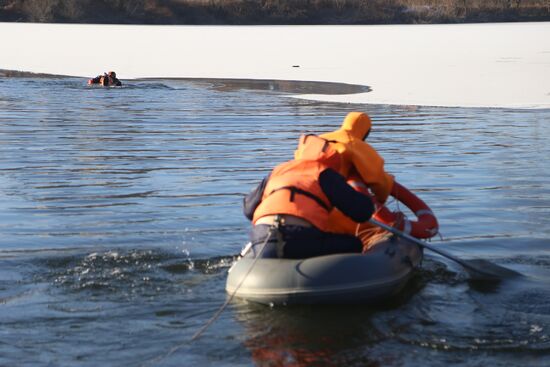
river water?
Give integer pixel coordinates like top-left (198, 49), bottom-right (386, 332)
top-left (0, 77), bottom-right (549, 366)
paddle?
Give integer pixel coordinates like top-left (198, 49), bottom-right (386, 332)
top-left (369, 218), bottom-right (521, 281)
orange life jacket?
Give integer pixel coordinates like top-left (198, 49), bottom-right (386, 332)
top-left (252, 134), bottom-right (341, 231)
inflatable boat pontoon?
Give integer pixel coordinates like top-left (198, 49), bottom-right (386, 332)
top-left (226, 236), bottom-right (422, 305)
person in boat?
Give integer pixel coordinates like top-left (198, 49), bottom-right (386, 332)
top-left (294, 111), bottom-right (402, 251)
top-left (242, 134), bottom-right (375, 259)
top-left (87, 71), bottom-right (122, 87)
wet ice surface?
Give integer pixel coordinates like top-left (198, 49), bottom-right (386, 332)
top-left (0, 77), bottom-right (549, 366)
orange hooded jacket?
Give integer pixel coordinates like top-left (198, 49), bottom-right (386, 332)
top-left (295, 112), bottom-right (393, 235)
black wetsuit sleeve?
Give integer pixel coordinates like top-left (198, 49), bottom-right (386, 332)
top-left (243, 175), bottom-right (269, 220)
top-left (319, 168), bottom-right (374, 223)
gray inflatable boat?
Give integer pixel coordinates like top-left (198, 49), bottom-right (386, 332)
top-left (225, 236), bottom-right (422, 305)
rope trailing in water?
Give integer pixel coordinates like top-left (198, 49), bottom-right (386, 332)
top-left (190, 227), bottom-right (273, 341)
top-left (140, 229), bottom-right (274, 366)
top-left (191, 233), bottom-right (271, 341)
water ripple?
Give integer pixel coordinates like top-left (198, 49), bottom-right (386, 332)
top-left (0, 77), bottom-right (549, 366)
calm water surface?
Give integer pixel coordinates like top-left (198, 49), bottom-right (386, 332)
top-left (0, 77), bottom-right (549, 366)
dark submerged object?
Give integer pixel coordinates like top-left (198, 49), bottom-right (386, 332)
top-left (226, 236), bottom-right (422, 305)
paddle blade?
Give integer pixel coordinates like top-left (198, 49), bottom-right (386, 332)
top-left (462, 259), bottom-right (522, 281)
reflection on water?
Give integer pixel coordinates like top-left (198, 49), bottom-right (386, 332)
top-left (0, 77), bottom-right (549, 366)
top-left (147, 77), bottom-right (372, 95)
top-left (237, 304), bottom-right (382, 366)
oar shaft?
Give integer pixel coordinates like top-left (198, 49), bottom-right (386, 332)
top-left (368, 218), bottom-right (468, 267)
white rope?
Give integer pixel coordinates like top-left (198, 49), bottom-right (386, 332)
top-left (190, 228), bottom-right (272, 341)
top-left (139, 228), bottom-right (274, 367)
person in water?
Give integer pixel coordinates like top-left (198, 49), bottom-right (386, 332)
top-left (242, 134), bottom-right (375, 259)
top-left (294, 111), bottom-right (402, 251)
top-left (87, 71), bottom-right (122, 87)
